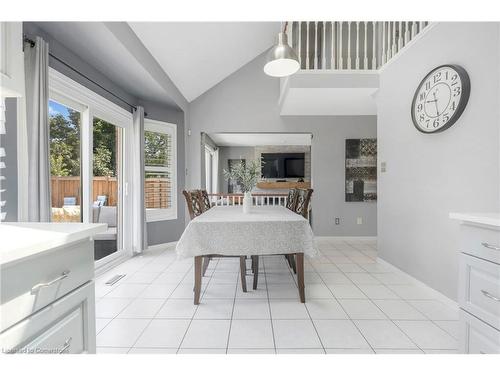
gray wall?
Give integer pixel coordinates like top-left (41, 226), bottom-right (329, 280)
top-left (22, 22), bottom-right (186, 246)
top-left (377, 23), bottom-right (500, 300)
top-left (188, 52), bottom-right (377, 236)
top-left (139, 100), bottom-right (186, 246)
top-left (2, 98), bottom-right (18, 222)
top-left (218, 146), bottom-right (255, 193)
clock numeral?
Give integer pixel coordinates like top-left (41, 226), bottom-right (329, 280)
top-left (425, 119), bottom-right (430, 128)
top-left (417, 103), bottom-right (423, 112)
top-left (419, 113), bottom-right (425, 122)
top-left (433, 72), bottom-right (441, 83)
top-left (451, 101), bottom-right (457, 111)
top-left (451, 73), bottom-right (458, 81)
top-left (445, 71), bottom-right (449, 80)
top-left (419, 92), bottom-right (426, 101)
top-left (442, 113), bottom-right (450, 123)
top-left (425, 81), bottom-right (431, 90)
top-left (433, 118), bottom-right (440, 128)
top-left (453, 86), bottom-right (461, 97)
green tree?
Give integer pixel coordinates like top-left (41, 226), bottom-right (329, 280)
top-left (92, 118), bottom-right (117, 177)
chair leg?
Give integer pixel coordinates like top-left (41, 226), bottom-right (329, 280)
top-left (194, 256), bottom-right (202, 305)
top-left (296, 253), bottom-right (305, 303)
top-left (285, 254), bottom-right (292, 268)
top-left (239, 256), bottom-right (247, 293)
top-left (202, 256), bottom-right (211, 276)
top-left (290, 254), bottom-right (297, 274)
top-left (251, 255), bottom-right (259, 290)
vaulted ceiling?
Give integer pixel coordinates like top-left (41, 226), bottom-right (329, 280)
top-left (128, 22), bottom-right (280, 101)
top-left (31, 22), bottom-right (280, 108)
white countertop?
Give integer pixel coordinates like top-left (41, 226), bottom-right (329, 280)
top-left (449, 212), bottom-right (500, 227)
top-left (0, 222), bottom-right (107, 266)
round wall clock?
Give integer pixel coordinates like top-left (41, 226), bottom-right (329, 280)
top-left (411, 64), bottom-right (470, 133)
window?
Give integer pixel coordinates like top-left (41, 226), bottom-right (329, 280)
top-left (144, 120), bottom-right (177, 222)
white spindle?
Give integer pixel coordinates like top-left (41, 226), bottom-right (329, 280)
top-left (298, 21), bottom-right (302, 68)
top-left (419, 21), bottom-right (424, 33)
top-left (404, 21), bottom-right (410, 44)
top-left (347, 22), bottom-right (352, 69)
top-left (392, 22), bottom-right (397, 57)
top-left (355, 22), bottom-right (360, 69)
top-left (306, 22), bottom-right (310, 69)
top-left (339, 22), bottom-right (343, 69)
top-left (411, 21), bottom-right (417, 38)
top-left (363, 22), bottom-right (368, 69)
top-left (371, 22), bottom-right (376, 69)
top-left (322, 22), bottom-right (327, 69)
top-left (314, 21), bottom-right (318, 69)
top-left (382, 22), bottom-right (386, 65)
top-left (398, 21), bottom-right (403, 50)
top-left (331, 21), bottom-right (335, 69)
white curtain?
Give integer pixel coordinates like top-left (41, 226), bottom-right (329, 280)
top-left (211, 148), bottom-right (219, 194)
top-left (131, 106), bottom-right (147, 253)
top-left (24, 36), bottom-right (51, 222)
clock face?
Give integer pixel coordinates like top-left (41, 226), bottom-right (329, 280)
top-left (411, 65), bottom-right (470, 133)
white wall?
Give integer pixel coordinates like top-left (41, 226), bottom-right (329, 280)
top-left (188, 52), bottom-right (377, 236)
top-left (377, 23), bottom-right (500, 300)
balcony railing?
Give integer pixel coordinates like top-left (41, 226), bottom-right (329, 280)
top-left (208, 193), bottom-right (289, 207)
top-left (286, 21), bottom-right (429, 71)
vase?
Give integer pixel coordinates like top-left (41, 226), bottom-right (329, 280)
top-left (242, 192), bottom-right (252, 213)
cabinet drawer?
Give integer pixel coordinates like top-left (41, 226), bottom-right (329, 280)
top-left (459, 253), bottom-right (500, 330)
top-left (22, 305), bottom-right (84, 354)
top-left (460, 309), bottom-right (500, 354)
top-left (460, 224), bottom-right (500, 264)
top-left (1, 281), bottom-right (96, 353)
top-left (0, 238), bottom-right (94, 331)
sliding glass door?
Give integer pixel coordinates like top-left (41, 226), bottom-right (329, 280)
top-left (49, 68), bottom-right (133, 268)
top-left (92, 117), bottom-right (123, 261)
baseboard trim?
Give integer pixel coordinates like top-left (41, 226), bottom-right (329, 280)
top-left (95, 253), bottom-right (131, 278)
top-left (377, 257), bottom-right (458, 307)
top-left (315, 236), bottom-right (377, 241)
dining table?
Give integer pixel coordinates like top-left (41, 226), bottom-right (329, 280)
top-left (175, 205), bottom-right (317, 304)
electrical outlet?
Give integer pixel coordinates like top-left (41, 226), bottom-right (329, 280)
top-left (335, 217), bottom-right (340, 225)
top-left (357, 217), bottom-right (363, 225)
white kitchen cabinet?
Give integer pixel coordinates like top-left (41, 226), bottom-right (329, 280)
top-left (0, 222), bottom-right (106, 354)
top-left (450, 213), bottom-right (500, 354)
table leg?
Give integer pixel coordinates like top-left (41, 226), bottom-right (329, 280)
top-left (194, 256), bottom-right (202, 305)
top-left (239, 256), bottom-right (247, 292)
top-left (296, 253), bottom-right (305, 303)
top-left (251, 255), bottom-right (259, 290)
top-left (202, 256), bottom-right (211, 276)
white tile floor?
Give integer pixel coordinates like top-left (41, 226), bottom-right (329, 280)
top-left (94, 238), bottom-right (459, 354)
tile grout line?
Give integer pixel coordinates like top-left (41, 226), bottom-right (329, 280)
top-left (126, 260), bottom-right (195, 353)
top-left (224, 260), bottom-right (240, 354)
top-left (175, 259), bottom-right (216, 353)
top-left (262, 259), bottom-right (277, 354)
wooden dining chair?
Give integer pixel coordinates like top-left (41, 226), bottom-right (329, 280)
top-left (183, 190), bottom-right (248, 304)
top-left (294, 188), bottom-right (314, 219)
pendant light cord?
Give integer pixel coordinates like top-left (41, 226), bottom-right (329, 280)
top-left (283, 21), bottom-right (289, 33)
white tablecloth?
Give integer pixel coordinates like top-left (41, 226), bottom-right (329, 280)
top-left (175, 205), bottom-right (317, 259)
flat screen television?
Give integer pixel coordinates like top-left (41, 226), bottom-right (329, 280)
top-left (261, 153), bottom-right (305, 178)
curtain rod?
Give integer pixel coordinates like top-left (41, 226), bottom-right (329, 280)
top-left (23, 36), bottom-right (147, 116)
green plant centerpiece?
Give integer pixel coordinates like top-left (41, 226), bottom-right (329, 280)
top-left (223, 159), bottom-right (262, 213)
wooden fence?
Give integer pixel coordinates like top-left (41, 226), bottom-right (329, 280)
top-left (51, 176), bottom-right (170, 208)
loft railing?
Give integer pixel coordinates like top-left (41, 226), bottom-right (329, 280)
top-left (286, 21), bottom-right (429, 70)
top-left (208, 193), bottom-right (288, 207)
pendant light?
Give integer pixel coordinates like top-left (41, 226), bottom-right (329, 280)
top-left (264, 22), bottom-right (300, 77)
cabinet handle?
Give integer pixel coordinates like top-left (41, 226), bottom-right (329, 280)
top-left (31, 270), bottom-right (70, 294)
top-left (481, 289), bottom-right (500, 302)
top-left (58, 337), bottom-right (72, 354)
top-left (481, 242), bottom-right (500, 251)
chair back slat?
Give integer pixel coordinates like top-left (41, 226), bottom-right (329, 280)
top-left (200, 190), bottom-right (212, 211)
top-left (285, 188), bottom-right (298, 211)
top-left (294, 188), bottom-right (313, 219)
